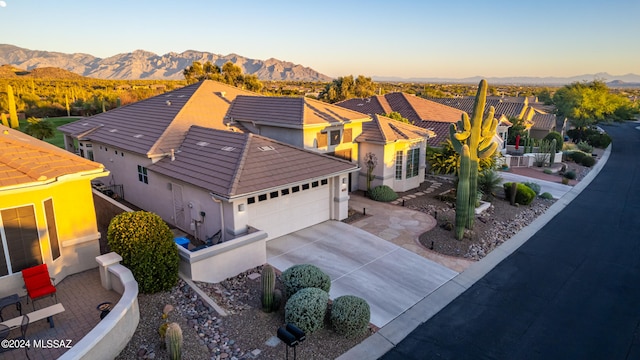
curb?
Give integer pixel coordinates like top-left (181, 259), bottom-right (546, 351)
top-left (337, 144), bottom-right (612, 360)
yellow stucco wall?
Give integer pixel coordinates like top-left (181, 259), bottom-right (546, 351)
top-left (0, 172), bottom-right (107, 294)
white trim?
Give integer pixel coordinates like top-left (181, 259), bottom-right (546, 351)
top-left (61, 233), bottom-right (101, 248)
top-left (42, 197), bottom-right (62, 262)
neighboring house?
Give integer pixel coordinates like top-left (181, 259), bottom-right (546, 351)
top-left (337, 93), bottom-right (464, 147)
top-left (356, 115), bottom-right (435, 192)
top-left (0, 125), bottom-right (108, 297)
top-left (225, 95), bottom-right (371, 191)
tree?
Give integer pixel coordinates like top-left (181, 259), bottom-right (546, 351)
top-left (319, 75), bottom-right (376, 103)
top-left (222, 62), bottom-right (244, 87)
top-left (24, 117), bottom-right (55, 140)
top-left (183, 61), bottom-right (222, 84)
top-left (7, 84), bottom-right (19, 129)
top-left (384, 111), bottom-right (411, 124)
top-left (506, 116), bottom-right (529, 145)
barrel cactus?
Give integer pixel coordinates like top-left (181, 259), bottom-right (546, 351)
top-left (261, 264), bottom-right (281, 312)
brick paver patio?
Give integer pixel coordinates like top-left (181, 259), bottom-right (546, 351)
top-left (1, 268), bottom-right (120, 360)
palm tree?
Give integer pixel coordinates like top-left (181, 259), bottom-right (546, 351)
top-left (24, 117), bottom-right (55, 140)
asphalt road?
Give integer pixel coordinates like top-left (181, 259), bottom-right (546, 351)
top-left (382, 121), bottom-right (640, 360)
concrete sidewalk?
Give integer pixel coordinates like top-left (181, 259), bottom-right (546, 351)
top-left (338, 144), bottom-right (612, 360)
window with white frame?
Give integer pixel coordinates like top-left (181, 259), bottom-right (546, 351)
top-left (0, 205), bottom-right (42, 277)
top-left (329, 130), bottom-right (341, 146)
top-left (406, 148), bottom-right (420, 178)
top-left (395, 151), bottom-right (403, 180)
top-left (137, 165), bottom-right (149, 184)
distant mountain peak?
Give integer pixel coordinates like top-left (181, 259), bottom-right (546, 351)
top-left (0, 44), bottom-right (332, 81)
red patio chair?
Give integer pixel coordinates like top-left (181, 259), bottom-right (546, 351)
top-left (21, 264), bottom-right (57, 310)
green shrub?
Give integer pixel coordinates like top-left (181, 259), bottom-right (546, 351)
top-left (107, 211), bottom-right (179, 293)
top-left (581, 155), bottom-right (596, 167)
top-left (588, 133), bottom-right (612, 148)
top-left (543, 132), bottom-right (563, 147)
top-left (284, 288), bottom-right (329, 334)
top-left (564, 170), bottom-right (577, 180)
top-left (503, 182), bottom-right (536, 205)
top-left (540, 192), bottom-right (554, 200)
top-left (543, 169), bottom-right (553, 174)
top-left (281, 264), bottom-right (331, 298)
top-left (577, 141), bottom-right (593, 153)
top-left (368, 185), bottom-right (398, 202)
top-left (523, 182), bottom-right (541, 196)
top-left (566, 150), bottom-right (589, 164)
top-left (331, 295), bottom-right (370, 338)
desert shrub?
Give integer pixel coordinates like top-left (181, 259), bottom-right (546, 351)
top-left (581, 155), bottom-right (596, 167)
top-left (577, 141), bottom-right (593, 153)
top-left (543, 169), bottom-right (553, 174)
top-left (368, 185), bottom-right (398, 202)
top-left (107, 211), bottom-right (179, 293)
top-left (426, 139), bottom-right (496, 175)
top-left (503, 182), bottom-right (536, 205)
top-left (281, 264), bottom-right (331, 298)
top-left (543, 132), bottom-right (564, 147)
top-left (564, 170), bottom-right (577, 180)
top-left (588, 133), bottom-right (612, 148)
top-left (285, 288), bottom-right (329, 334)
top-left (523, 182), bottom-right (541, 196)
top-left (477, 169), bottom-right (503, 199)
top-left (331, 295), bottom-right (370, 338)
top-left (540, 192), bottom-right (554, 200)
top-left (565, 150), bottom-right (589, 164)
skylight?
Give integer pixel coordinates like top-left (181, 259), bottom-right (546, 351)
top-left (133, 134), bottom-right (144, 138)
top-left (109, 129), bottom-right (118, 133)
top-left (221, 146), bottom-right (236, 152)
top-left (258, 146), bottom-right (275, 151)
top-left (196, 141), bottom-right (210, 147)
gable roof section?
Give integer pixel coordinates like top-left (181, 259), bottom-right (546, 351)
top-left (337, 93), bottom-right (464, 124)
top-left (227, 96), bottom-right (370, 128)
top-left (531, 113), bottom-right (556, 131)
top-left (357, 114), bottom-right (435, 144)
top-left (0, 125), bottom-right (105, 188)
top-left (427, 97), bottom-right (526, 120)
top-left (148, 126), bottom-right (357, 198)
top-left (58, 80), bottom-right (258, 157)
top-left (411, 121), bottom-right (453, 147)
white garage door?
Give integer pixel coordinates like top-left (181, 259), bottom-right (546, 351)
top-left (248, 184), bottom-right (330, 240)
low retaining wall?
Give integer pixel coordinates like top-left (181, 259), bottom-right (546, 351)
top-left (178, 230), bottom-right (268, 283)
top-left (59, 253), bottom-right (139, 360)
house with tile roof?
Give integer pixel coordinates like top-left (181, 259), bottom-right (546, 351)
top-left (356, 114), bottom-right (435, 192)
top-left (0, 125), bottom-right (108, 297)
top-left (336, 93), bottom-right (511, 154)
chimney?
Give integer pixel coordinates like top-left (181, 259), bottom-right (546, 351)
top-left (170, 149), bottom-right (175, 161)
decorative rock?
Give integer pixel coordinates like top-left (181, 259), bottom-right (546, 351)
top-left (163, 304), bottom-right (174, 315)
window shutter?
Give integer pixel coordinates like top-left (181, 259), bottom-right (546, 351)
top-left (317, 132), bottom-right (327, 147)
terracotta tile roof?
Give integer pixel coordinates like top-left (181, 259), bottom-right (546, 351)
top-left (356, 114), bottom-right (435, 144)
top-left (58, 80), bottom-right (258, 156)
top-left (0, 125), bottom-right (106, 188)
top-left (532, 113), bottom-right (556, 131)
top-left (148, 126), bottom-right (358, 198)
top-left (337, 93), bottom-right (464, 124)
top-left (412, 121), bottom-right (454, 147)
top-left (427, 97), bottom-right (526, 120)
top-left (227, 96), bottom-right (370, 128)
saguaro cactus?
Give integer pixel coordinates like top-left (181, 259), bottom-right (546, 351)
top-left (549, 138), bottom-right (557, 166)
top-left (455, 145), bottom-right (471, 240)
top-left (449, 79), bottom-right (498, 239)
top-left (261, 264), bottom-right (276, 312)
top-left (165, 322), bottom-right (183, 360)
top-left (7, 85), bottom-right (19, 129)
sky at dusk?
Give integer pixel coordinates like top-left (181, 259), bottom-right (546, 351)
top-left (1, 0), bottom-right (638, 79)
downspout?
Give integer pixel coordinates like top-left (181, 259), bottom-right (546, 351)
top-left (209, 193), bottom-right (225, 242)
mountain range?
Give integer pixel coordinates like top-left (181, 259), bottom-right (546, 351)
top-left (0, 44), bottom-right (333, 82)
top-left (2, 44), bottom-right (639, 86)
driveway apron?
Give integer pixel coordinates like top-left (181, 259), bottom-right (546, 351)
top-left (267, 221), bottom-right (458, 328)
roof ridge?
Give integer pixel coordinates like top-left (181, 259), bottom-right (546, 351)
top-left (228, 132), bottom-right (251, 196)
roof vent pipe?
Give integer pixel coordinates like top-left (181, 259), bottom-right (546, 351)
top-left (171, 149), bottom-right (175, 161)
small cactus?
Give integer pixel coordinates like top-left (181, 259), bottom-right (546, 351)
top-left (159, 322), bottom-right (169, 340)
top-left (261, 265), bottom-right (276, 313)
top-left (165, 322), bottom-right (183, 360)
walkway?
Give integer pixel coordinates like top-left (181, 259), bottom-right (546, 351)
top-left (348, 195), bottom-right (474, 273)
top-left (266, 221), bottom-right (457, 328)
top-left (375, 123), bottom-right (629, 359)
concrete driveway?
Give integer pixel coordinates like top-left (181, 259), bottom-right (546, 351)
top-left (267, 221), bottom-right (457, 328)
